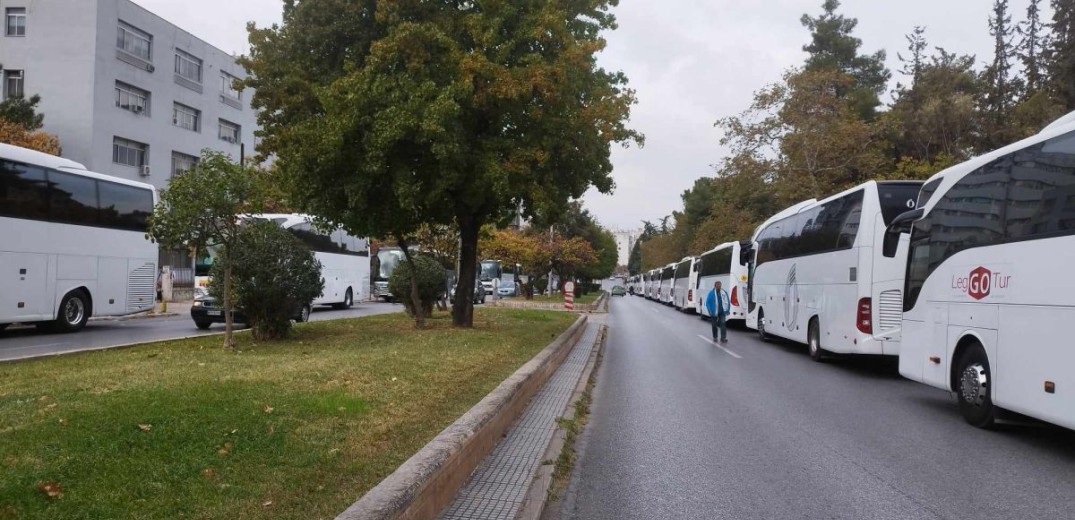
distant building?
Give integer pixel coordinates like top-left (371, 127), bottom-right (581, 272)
top-left (0, 0), bottom-right (259, 189)
top-left (611, 228), bottom-right (642, 268)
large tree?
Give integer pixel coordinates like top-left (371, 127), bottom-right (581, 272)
top-left (799, 0), bottom-right (891, 119)
top-left (242, 0), bottom-right (641, 327)
top-left (979, 0), bottom-right (1024, 150)
top-left (1048, 0), bottom-right (1075, 110)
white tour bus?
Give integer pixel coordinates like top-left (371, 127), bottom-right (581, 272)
top-left (645, 269), bottom-right (658, 300)
top-left (0, 143), bottom-right (157, 333)
top-left (695, 241), bottom-right (752, 323)
top-left (258, 214), bottom-right (371, 308)
top-left (888, 112), bottom-right (1075, 430)
top-left (671, 256), bottom-right (697, 312)
top-left (746, 180), bottom-right (923, 360)
top-left (658, 263), bottom-right (675, 304)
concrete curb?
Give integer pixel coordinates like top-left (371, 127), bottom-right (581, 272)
top-left (516, 325), bottom-right (606, 520)
top-left (336, 314), bottom-right (591, 520)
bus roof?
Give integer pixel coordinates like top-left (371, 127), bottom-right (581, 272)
top-left (919, 109), bottom-right (1075, 214)
top-left (1, 142), bottom-right (157, 193)
top-left (699, 241), bottom-right (737, 256)
top-left (751, 198), bottom-right (817, 241)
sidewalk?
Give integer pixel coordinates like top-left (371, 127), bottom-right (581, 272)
top-left (89, 301), bottom-right (190, 322)
top-left (438, 317), bottom-right (604, 520)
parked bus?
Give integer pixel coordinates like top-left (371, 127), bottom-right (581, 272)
top-left (373, 246), bottom-right (406, 302)
top-left (889, 113), bottom-right (1075, 430)
top-left (644, 269), bottom-right (655, 299)
top-left (264, 214), bottom-right (370, 308)
top-left (671, 256), bottom-right (696, 312)
top-left (658, 263), bottom-right (675, 304)
top-left (695, 241), bottom-right (752, 323)
top-left (746, 180), bottom-right (923, 360)
top-left (0, 143), bottom-right (157, 333)
top-left (478, 259), bottom-right (519, 297)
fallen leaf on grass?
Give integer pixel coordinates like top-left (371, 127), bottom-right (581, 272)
top-left (262, 500), bottom-right (273, 507)
top-left (263, 405), bottom-right (274, 414)
top-left (137, 424), bottom-right (152, 432)
top-left (36, 481), bottom-right (63, 499)
top-left (217, 442), bottom-right (234, 457)
top-left (202, 468), bottom-right (216, 479)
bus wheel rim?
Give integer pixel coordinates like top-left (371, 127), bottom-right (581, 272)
top-left (960, 363), bottom-right (988, 407)
top-left (65, 298), bottom-right (84, 325)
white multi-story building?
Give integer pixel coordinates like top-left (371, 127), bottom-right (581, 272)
top-left (611, 228), bottom-right (641, 268)
top-left (0, 0), bottom-right (258, 188)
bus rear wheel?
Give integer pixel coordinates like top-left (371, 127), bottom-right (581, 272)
top-left (53, 290), bottom-right (90, 333)
top-left (956, 343), bottom-right (996, 429)
top-left (333, 288), bottom-right (354, 310)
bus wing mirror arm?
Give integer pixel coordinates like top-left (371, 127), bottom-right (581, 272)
top-left (883, 209), bottom-right (924, 258)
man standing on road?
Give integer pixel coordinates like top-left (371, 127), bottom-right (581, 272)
top-left (705, 281), bottom-right (730, 343)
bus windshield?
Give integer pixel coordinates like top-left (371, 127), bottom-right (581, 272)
top-left (480, 261), bottom-right (501, 281)
top-left (877, 182), bottom-right (925, 225)
top-left (375, 249), bottom-right (405, 282)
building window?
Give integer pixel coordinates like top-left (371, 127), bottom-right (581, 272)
top-left (174, 49), bottom-right (202, 83)
top-left (115, 81), bottom-right (150, 115)
top-left (171, 151), bottom-right (198, 177)
top-left (172, 103), bottom-right (200, 132)
top-left (218, 119), bottom-right (240, 144)
top-left (116, 21), bottom-right (152, 61)
top-left (5, 7), bottom-right (25, 36)
top-left (3, 70), bottom-right (23, 99)
top-left (113, 137), bottom-right (148, 168)
top-left (220, 72), bottom-right (241, 101)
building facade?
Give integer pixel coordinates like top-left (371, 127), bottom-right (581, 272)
top-left (611, 228), bottom-right (641, 268)
top-left (0, 0), bottom-right (258, 189)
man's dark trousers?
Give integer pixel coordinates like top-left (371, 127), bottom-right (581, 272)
top-left (711, 312), bottom-right (727, 342)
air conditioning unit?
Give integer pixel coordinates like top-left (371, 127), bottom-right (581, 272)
top-left (140, 165), bottom-right (151, 177)
top-left (132, 105), bottom-right (144, 113)
top-left (222, 136), bottom-right (235, 144)
top-left (147, 64), bottom-right (155, 73)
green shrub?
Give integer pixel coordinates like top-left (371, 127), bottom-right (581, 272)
top-left (210, 220), bottom-right (324, 340)
top-left (388, 255), bottom-right (447, 319)
top-left (533, 277), bottom-right (549, 294)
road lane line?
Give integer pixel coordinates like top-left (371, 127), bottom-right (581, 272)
top-left (697, 335), bottom-right (743, 359)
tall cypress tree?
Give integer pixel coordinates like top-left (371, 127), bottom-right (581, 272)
top-left (898, 26), bottom-right (929, 85)
top-left (980, 0), bottom-right (1022, 150)
top-left (1019, 0), bottom-right (1048, 95)
top-left (1048, 0), bottom-right (1075, 110)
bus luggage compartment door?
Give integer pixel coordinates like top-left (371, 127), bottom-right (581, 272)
top-left (2, 252), bottom-right (49, 321)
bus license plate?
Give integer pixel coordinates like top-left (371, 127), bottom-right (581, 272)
top-left (207, 310), bottom-right (222, 316)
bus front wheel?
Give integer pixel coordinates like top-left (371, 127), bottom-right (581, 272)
top-left (757, 309), bottom-right (770, 342)
top-left (956, 343), bottom-right (996, 429)
top-left (53, 290), bottom-right (90, 333)
top-left (808, 318), bottom-right (827, 362)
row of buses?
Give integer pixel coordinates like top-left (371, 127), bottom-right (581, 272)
top-left (626, 111), bottom-right (1075, 432)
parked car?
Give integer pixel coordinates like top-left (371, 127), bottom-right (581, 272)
top-left (450, 280), bottom-right (486, 305)
top-left (190, 296), bottom-right (311, 330)
top-left (611, 285), bottom-right (627, 296)
top-left (497, 281), bottom-right (519, 298)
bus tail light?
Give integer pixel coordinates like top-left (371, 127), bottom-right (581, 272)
top-left (687, 289), bottom-right (693, 303)
top-left (856, 297), bottom-right (873, 334)
top-left (730, 286), bottom-right (739, 307)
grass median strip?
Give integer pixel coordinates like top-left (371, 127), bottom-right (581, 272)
top-left (0, 308), bottom-right (576, 520)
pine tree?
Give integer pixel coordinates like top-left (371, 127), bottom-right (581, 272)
top-left (898, 26), bottom-right (929, 84)
top-left (1048, 0), bottom-right (1075, 110)
top-left (799, 0), bottom-right (891, 119)
top-left (1018, 0), bottom-right (1048, 95)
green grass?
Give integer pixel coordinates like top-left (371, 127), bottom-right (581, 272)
top-left (0, 309), bottom-right (576, 520)
top-left (527, 292), bottom-right (601, 305)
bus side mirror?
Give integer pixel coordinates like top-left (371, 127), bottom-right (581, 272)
top-left (883, 209), bottom-right (923, 258)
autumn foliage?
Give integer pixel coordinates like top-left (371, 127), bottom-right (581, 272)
top-left (0, 118), bottom-right (60, 155)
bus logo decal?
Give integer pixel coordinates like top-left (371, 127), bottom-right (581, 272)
top-left (951, 265), bottom-right (1012, 300)
top-left (968, 266), bottom-right (992, 300)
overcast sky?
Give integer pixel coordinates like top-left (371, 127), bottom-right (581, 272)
top-left (137, 0), bottom-right (1040, 231)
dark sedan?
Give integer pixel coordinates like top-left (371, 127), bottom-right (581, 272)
top-left (191, 297), bottom-right (311, 330)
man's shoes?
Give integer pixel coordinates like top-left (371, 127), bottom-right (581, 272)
top-left (721, 339), bottom-right (728, 343)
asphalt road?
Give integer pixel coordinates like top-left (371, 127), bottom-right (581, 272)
top-left (0, 301), bottom-right (404, 362)
top-left (558, 295), bottom-right (1075, 520)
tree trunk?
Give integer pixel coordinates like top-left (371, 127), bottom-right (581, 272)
top-left (397, 237), bottom-right (425, 329)
top-left (453, 215), bottom-right (480, 327)
top-left (223, 257), bottom-right (235, 349)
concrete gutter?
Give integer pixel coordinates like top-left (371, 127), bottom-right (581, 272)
top-left (492, 292), bottom-right (608, 313)
top-left (336, 314), bottom-right (590, 520)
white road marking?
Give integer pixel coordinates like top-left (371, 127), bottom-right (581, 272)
top-left (697, 335), bottom-right (743, 359)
